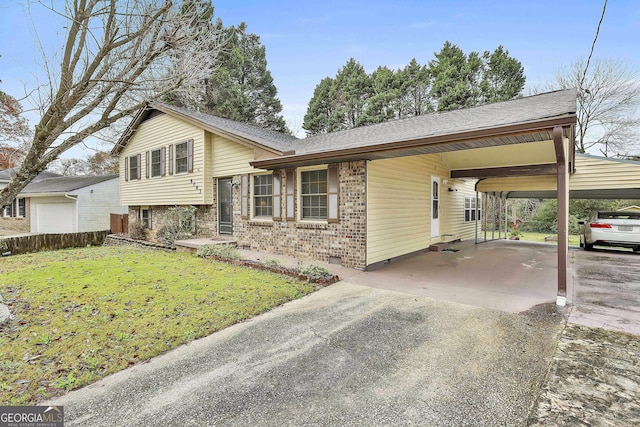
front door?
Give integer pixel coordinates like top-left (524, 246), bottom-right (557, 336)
top-left (218, 178), bottom-right (233, 235)
top-left (431, 176), bottom-right (440, 239)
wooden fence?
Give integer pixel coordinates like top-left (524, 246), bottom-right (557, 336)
top-left (110, 213), bottom-right (129, 234)
top-left (1, 231), bottom-right (110, 256)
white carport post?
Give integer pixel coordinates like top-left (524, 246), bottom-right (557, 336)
top-left (554, 126), bottom-right (569, 306)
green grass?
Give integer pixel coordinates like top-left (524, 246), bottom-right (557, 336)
top-left (0, 246), bottom-right (317, 405)
top-left (518, 231), bottom-right (581, 246)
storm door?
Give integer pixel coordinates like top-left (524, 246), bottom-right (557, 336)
top-left (218, 178), bottom-right (233, 235)
top-left (431, 176), bottom-right (440, 238)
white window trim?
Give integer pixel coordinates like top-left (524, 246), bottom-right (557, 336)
top-left (297, 165), bottom-right (329, 223)
top-left (464, 195), bottom-right (482, 222)
top-left (250, 172), bottom-right (273, 221)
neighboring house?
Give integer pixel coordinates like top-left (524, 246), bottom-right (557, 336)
top-left (0, 168), bottom-right (62, 233)
top-left (1, 171), bottom-right (127, 234)
top-left (113, 89), bottom-right (640, 300)
top-left (20, 175), bottom-right (127, 234)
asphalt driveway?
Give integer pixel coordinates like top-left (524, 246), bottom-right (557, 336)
top-left (50, 283), bottom-right (565, 426)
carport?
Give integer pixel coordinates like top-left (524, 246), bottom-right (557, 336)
top-left (476, 153), bottom-right (640, 305)
top-left (252, 89), bottom-right (640, 306)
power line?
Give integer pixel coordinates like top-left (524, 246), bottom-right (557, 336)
top-left (580, 0), bottom-right (608, 91)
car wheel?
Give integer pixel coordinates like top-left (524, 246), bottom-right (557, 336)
top-left (633, 247), bottom-right (640, 254)
top-left (584, 240), bottom-right (594, 251)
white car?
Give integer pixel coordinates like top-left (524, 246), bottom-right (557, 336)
top-left (580, 211), bottom-right (640, 252)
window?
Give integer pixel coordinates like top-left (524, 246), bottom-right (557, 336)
top-left (253, 174), bottom-right (273, 218)
top-left (300, 169), bottom-right (327, 220)
top-left (18, 198), bottom-right (25, 217)
top-left (2, 198), bottom-right (25, 218)
top-left (464, 196), bottom-right (481, 222)
top-left (151, 149), bottom-right (162, 177)
top-left (129, 155), bottom-right (139, 180)
top-left (140, 207), bottom-right (151, 229)
top-left (175, 142), bottom-right (188, 174)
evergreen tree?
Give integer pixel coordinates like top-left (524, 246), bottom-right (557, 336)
top-left (399, 59), bottom-right (433, 117)
top-left (203, 22), bottom-right (288, 133)
top-left (480, 45), bottom-right (525, 103)
top-left (303, 77), bottom-right (336, 135)
top-left (302, 42), bottom-right (525, 135)
top-left (361, 66), bottom-right (400, 125)
top-left (330, 58), bottom-right (372, 130)
top-left (429, 41), bottom-right (483, 111)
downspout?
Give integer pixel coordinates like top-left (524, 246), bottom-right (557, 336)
top-left (65, 193), bottom-right (79, 233)
top-left (553, 126), bottom-right (569, 306)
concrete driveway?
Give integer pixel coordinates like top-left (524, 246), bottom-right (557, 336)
top-left (51, 283), bottom-right (565, 426)
top-left (49, 241), bottom-right (640, 426)
top-left (569, 247), bottom-right (640, 335)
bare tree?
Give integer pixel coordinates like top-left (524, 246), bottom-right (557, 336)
top-left (0, 90), bottom-right (32, 168)
top-left (0, 0), bottom-right (220, 206)
top-left (546, 57), bottom-right (640, 156)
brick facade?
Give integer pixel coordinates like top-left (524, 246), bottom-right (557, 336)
top-left (0, 198), bottom-right (30, 233)
top-left (234, 161), bottom-right (367, 269)
top-left (131, 161), bottom-right (367, 269)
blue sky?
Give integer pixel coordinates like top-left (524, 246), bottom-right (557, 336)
top-left (1, 0), bottom-right (638, 154)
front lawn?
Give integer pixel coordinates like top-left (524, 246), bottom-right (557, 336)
top-left (518, 232), bottom-right (581, 246)
top-left (0, 246), bottom-right (317, 404)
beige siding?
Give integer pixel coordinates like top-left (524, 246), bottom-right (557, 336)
top-left (120, 114), bottom-right (210, 205)
top-left (367, 154), bottom-right (479, 265)
top-left (442, 140), bottom-right (555, 170)
top-left (212, 136), bottom-right (265, 177)
top-left (477, 155), bottom-right (640, 193)
top-left (477, 176), bottom-right (556, 193)
top-left (571, 155), bottom-right (640, 190)
top-left (440, 179), bottom-right (482, 243)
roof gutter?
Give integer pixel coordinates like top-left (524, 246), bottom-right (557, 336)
top-left (251, 115), bottom-right (577, 169)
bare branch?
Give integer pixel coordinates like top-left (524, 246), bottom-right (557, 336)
top-left (1, 0), bottom-right (221, 206)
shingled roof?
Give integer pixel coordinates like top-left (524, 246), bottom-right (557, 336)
top-left (296, 89), bottom-right (577, 154)
top-left (112, 103), bottom-right (298, 155)
top-left (112, 89), bottom-right (577, 167)
top-left (21, 175), bottom-right (118, 194)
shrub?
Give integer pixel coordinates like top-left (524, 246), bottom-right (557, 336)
top-left (298, 263), bottom-right (331, 281)
top-left (0, 239), bottom-right (8, 252)
top-left (263, 257), bottom-right (283, 269)
top-left (128, 221), bottom-right (146, 240)
top-left (157, 205), bottom-right (198, 245)
top-left (196, 244), bottom-right (241, 260)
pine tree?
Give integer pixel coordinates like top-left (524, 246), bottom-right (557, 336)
top-left (399, 59), bottom-right (433, 117)
top-left (361, 66), bottom-right (400, 125)
top-left (203, 22), bottom-right (288, 133)
top-left (480, 45), bottom-right (525, 103)
top-left (330, 58), bottom-right (372, 130)
top-left (303, 77), bottom-right (336, 135)
top-left (429, 41), bottom-right (483, 111)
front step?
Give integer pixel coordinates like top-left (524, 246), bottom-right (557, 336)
top-left (428, 242), bottom-right (449, 252)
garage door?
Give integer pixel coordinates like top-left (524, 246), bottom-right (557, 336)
top-left (36, 202), bottom-right (75, 233)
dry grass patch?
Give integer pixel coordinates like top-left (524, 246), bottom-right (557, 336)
top-left (0, 246), bottom-right (316, 404)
